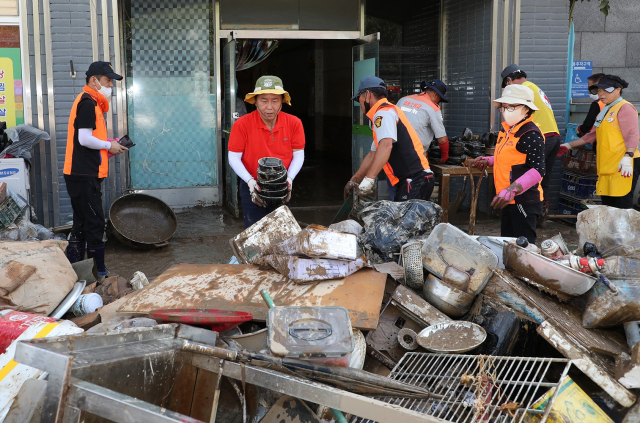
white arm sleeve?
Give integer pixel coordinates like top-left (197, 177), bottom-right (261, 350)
top-left (287, 150), bottom-right (305, 180)
top-left (228, 151), bottom-right (253, 184)
top-left (78, 128), bottom-right (111, 150)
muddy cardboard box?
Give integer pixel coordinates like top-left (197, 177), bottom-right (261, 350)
top-left (261, 225), bottom-right (358, 261)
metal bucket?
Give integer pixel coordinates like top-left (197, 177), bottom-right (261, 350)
top-left (109, 193), bottom-right (178, 249)
top-left (422, 274), bottom-right (475, 317)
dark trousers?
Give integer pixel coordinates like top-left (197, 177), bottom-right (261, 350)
top-left (394, 171), bottom-right (435, 202)
top-left (64, 176), bottom-right (105, 246)
top-left (501, 202), bottom-right (542, 244)
top-left (239, 180), bottom-right (290, 228)
top-left (541, 135), bottom-right (562, 201)
top-left (600, 157), bottom-right (640, 209)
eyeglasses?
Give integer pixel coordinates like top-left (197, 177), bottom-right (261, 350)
top-left (497, 104), bottom-right (524, 113)
top-left (588, 86), bottom-right (615, 95)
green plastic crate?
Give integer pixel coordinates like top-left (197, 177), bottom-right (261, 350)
top-left (0, 196), bottom-right (22, 228)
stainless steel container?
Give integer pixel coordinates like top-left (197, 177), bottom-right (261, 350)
top-left (422, 274), bottom-right (475, 318)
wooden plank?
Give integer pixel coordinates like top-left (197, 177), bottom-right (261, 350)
top-left (431, 164), bottom-right (494, 176)
top-left (167, 361), bottom-right (198, 417)
top-left (190, 368), bottom-right (216, 421)
top-left (118, 265), bottom-right (386, 330)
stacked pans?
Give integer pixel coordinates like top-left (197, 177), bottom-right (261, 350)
top-left (257, 157), bottom-right (288, 208)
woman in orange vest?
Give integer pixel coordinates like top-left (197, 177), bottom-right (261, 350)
top-left (558, 75), bottom-right (640, 209)
top-left (471, 84), bottom-right (545, 243)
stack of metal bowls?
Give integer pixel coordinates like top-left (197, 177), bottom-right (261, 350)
top-left (257, 157), bottom-right (288, 208)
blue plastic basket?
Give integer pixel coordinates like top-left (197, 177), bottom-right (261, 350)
top-left (560, 170), bottom-right (598, 199)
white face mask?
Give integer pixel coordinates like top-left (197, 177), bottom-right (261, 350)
top-left (589, 93), bottom-right (599, 101)
top-left (95, 79), bottom-right (112, 100)
top-left (502, 107), bottom-right (526, 126)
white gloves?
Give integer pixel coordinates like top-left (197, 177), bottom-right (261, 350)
top-left (247, 179), bottom-right (263, 206)
top-left (358, 176), bottom-right (375, 196)
top-left (286, 176), bottom-right (293, 202)
top-left (619, 155), bottom-right (634, 178)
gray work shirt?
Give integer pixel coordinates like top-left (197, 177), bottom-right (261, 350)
top-left (369, 108), bottom-right (399, 151)
top-left (397, 94), bottom-right (447, 151)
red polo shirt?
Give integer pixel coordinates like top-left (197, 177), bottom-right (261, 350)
top-left (228, 110), bottom-right (305, 180)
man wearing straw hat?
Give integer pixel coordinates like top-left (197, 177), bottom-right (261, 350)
top-left (228, 75), bottom-right (305, 227)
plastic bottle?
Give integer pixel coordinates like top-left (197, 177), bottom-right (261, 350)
top-left (540, 239), bottom-right (563, 258)
top-left (553, 254), bottom-right (604, 274)
top-left (516, 236), bottom-right (541, 254)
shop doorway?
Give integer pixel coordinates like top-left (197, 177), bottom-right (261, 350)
top-left (222, 36), bottom-right (380, 215)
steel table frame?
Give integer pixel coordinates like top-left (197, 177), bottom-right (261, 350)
top-left (15, 324), bottom-right (450, 423)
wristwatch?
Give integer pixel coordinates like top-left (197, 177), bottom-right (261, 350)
top-left (625, 151), bottom-right (634, 157)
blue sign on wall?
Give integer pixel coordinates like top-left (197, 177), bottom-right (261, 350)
top-left (571, 61), bottom-right (593, 98)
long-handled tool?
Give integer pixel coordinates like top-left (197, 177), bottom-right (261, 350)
top-left (465, 164), bottom-right (487, 235)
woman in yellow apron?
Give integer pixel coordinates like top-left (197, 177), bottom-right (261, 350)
top-left (558, 75), bottom-right (640, 209)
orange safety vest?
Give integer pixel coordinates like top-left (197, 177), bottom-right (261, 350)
top-left (63, 86), bottom-right (109, 178)
top-left (366, 98), bottom-right (430, 186)
top-left (494, 117), bottom-right (544, 204)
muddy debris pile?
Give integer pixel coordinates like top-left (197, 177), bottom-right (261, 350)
top-left (5, 204), bottom-right (640, 422)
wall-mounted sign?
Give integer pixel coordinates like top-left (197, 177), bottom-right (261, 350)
top-left (571, 61), bottom-right (593, 98)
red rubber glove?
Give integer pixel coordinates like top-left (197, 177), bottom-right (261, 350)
top-left (557, 143), bottom-right (572, 157)
top-left (438, 139), bottom-right (449, 164)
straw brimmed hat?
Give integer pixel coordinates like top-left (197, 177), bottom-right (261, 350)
top-left (244, 75), bottom-right (291, 105)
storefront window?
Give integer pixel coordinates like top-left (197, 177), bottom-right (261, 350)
top-left (123, 0), bottom-right (217, 190)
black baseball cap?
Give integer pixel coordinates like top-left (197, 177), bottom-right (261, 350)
top-left (86, 61), bottom-right (123, 80)
top-left (501, 64), bottom-right (526, 88)
top-left (588, 76), bottom-right (624, 95)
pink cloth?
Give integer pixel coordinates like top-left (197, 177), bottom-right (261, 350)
top-left (582, 103), bottom-right (639, 150)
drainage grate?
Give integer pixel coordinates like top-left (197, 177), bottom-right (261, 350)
top-left (353, 353), bottom-right (572, 423)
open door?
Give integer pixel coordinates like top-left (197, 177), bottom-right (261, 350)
top-left (224, 37), bottom-right (239, 218)
top-left (351, 34), bottom-right (380, 175)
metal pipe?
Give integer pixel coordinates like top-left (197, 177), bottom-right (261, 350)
top-left (19, 0), bottom-right (32, 125)
top-left (513, 0), bottom-right (521, 64)
top-left (90, 0), bottom-right (99, 61)
top-left (439, 0), bottom-right (446, 81)
top-left (112, 0), bottom-right (128, 192)
top-left (32, 0), bottom-right (50, 227)
top-left (42, 0), bottom-right (60, 226)
top-left (489, 0), bottom-right (499, 131)
top-left (214, 0), bottom-right (222, 200)
top-left (501, 0), bottom-right (510, 70)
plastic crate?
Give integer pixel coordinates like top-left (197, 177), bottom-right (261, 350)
top-left (557, 193), bottom-right (600, 224)
top-left (563, 147), bottom-right (597, 174)
top-left (560, 170), bottom-right (598, 199)
top-left (0, 196), bottom-right (21, 228)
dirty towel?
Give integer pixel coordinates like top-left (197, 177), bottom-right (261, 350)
top-left (359, 200), bottom-right (442, 263)
top-left (254, 255), bottom-right (366, 283)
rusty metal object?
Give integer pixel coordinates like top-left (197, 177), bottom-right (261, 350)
top-left (109, 193), bottom-right (177, 249)
top-left (465, 164), bottom-right (486, 236)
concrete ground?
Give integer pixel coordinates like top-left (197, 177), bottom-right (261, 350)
top-left (105, 203), bottom-right (580, 282)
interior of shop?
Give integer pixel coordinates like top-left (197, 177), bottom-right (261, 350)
top-left (225, 1), bottom-right (442, 209)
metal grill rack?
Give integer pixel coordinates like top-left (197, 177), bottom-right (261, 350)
top-left (353, 353), bottom-right (572, 423)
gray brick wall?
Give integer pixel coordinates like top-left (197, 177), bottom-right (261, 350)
top-left (572, 0), bottom-right (640, 104)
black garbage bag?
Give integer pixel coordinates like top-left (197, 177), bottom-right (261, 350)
top-left (359, 200), bottom-right (442, 264)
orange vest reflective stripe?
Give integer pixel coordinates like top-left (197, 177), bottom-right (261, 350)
top-left (64, 87), bottom-right (109, 178)
top-left (366, 98), bottom-right (430, 186)
top-left (403, 94), bottom-right (440, 113)
top-left (494, 117), bottom-right (544, 204)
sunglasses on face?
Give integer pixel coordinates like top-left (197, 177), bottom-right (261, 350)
top-left (589, 86), bottom-right (616, 95)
